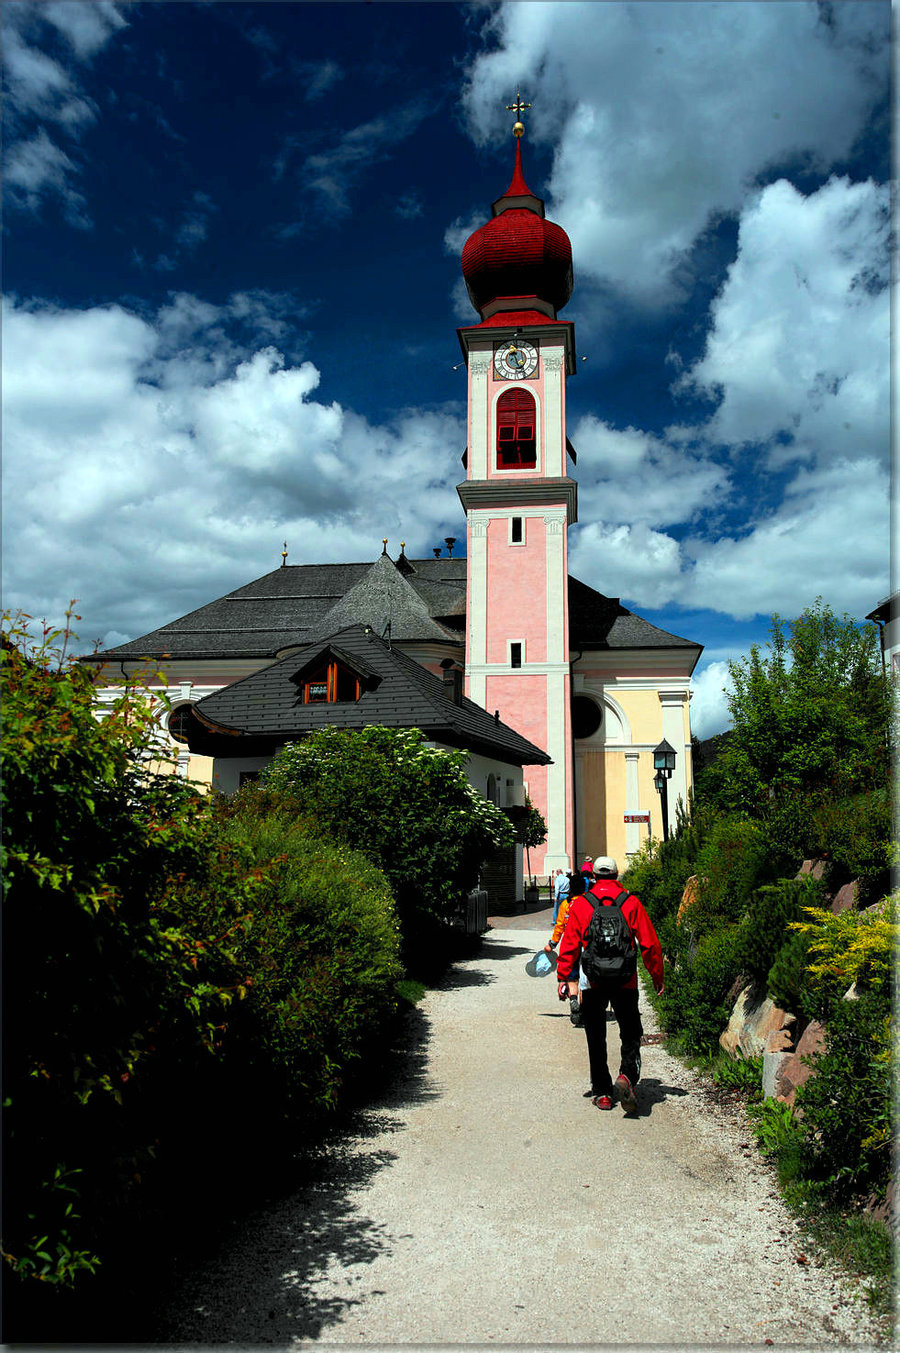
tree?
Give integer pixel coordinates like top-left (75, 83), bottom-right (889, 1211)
top-left (698, 600), bottom-right (892, 821)
top-left (258, 726), bottom-right (516, 938)
top-left (512, 795), bottom-right (547, 883)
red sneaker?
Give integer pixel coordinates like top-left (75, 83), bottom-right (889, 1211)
top-left (615, 1074), bottom-right (638, 1113)
top-left (592, 1094), bottom-right (614, 1110)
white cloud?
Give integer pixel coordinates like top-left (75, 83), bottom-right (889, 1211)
top-left (462, 1), bottom-right (888, 305)
top-left (4, 127), bottom-right (89, 224)
top-left (3, 0), bottom-right (128, 217)
top-left (1, 296), bottom-right (464, 649)
top-left (41, 1), bottom-right (128, 59)
top-left (302, 100), bottom-right (430, 216)
top-left (689, 660), bottom-right (733, 740)
top-left (566, 170), bottom-right (889, 626)
top-left (572, 416), bottom-right (731, 528)
top-left (676, 176), bottom-right (889, 467)
top-left (570, 521), bottom-right (686, 609)
top-left (687, 456), bottom-right (888, 621)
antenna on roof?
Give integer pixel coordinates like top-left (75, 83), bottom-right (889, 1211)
top-left (281, 541), bottom-right (288, 568)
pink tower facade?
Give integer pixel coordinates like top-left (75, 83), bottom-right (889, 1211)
top-left (457, 134), bottom-right (578, 872)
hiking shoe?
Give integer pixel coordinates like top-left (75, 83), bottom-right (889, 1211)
top-left (592, 1094), bottom-right (613, 1111)
top-left (615, 1074), bottom-right (638, 1113)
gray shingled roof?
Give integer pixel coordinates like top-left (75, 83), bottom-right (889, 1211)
top-left (84, 555), bottom-right (699, 663)
top-left (188, 623), bottom-right (551, 766)
top-left (567, 576), bottom-right (701, 652)
top-left (302, 553), bottom-right (461, 646)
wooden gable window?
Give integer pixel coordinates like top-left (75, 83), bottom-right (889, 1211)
top-left (496, 388), bottom-right (537, 469)
top-left (302, 659), bottom-right (361, 704)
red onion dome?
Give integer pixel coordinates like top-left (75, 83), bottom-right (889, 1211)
top-left (461, 137), bottom-right (573, 320)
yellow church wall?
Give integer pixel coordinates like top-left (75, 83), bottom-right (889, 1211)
top-left (572, 658), bottom-right (695, 864)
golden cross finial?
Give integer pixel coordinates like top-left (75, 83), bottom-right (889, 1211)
top-left (506, 86), bottom-right (531, 137)
top-left (281, 540), bottom-right (288, 567)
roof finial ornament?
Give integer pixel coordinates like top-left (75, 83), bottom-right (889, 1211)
top-left (281, 540), bottom-right (288, 567)
top-left (506, 86), bottom-right (531, 138)
top-left (382, 537), bottom-right (388, 555)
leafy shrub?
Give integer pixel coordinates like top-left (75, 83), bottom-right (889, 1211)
top-left (748, 1098), bottom-right (805, 1184)
top-left (1, 612), bottom-right (263, 1292)
top-left (808, 788), bottom-right (892, 905)
top-left (793, 988), bottom-right (893, 1198)
top-left (774, 898), bottom-right (897, 1201)
top-left (791, 895), bottom-right (897, 1009)
top-left (259, 727), bottom-right (515, 951)
top-left (621, 827), bottom-right (698, 930)
top-left (687, 816), bottom-right (781, 937)
top-left (711, 1053), bottom-right (763, 1097)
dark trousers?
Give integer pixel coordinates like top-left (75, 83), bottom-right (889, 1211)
top-left (580, 983), bottom-right (643, 1096)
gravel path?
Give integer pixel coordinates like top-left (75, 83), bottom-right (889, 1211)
top-left (155, 927), bottom-right (888, 1348)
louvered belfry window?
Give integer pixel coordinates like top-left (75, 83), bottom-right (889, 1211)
top-left (496, 388), bottom-right (537, 469)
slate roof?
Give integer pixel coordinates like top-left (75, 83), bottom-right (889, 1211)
top-left (568, 576), bottom-right (702, 655)
top-left (187, 623), bottom-right (551, 766)
top-left (302, 552), bottom-right (460, 646)
top-left (85, 556), bottom-right (700, 664)
top-left (88, 557), bottom-right (467, 661)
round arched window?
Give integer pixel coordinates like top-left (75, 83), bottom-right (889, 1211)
top-left (167, 704), bottom-right (194, 745)
top-left (572, 695), bottom-right (602, 740)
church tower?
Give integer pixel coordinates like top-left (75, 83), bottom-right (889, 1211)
top-left (457, 100), bottom-right (577, 872)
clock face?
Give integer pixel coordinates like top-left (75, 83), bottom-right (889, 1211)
top-left (493, 340), bottom-right (538, 380)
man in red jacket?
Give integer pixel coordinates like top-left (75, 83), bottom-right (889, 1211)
top-left (556, 856), bottom-right (664, 1114)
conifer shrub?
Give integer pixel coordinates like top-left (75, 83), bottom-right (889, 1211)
top-left (766, 929), bottom-right (813, 1012)
top-left (734, 873), bottom-right (824, 986)
top-left (657, 924), bottom-right (744, 1055)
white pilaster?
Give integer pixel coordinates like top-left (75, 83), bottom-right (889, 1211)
top-left (659, 689), bottom-right (689, 834)
top-left (469, 354), bottom-right (490, 479)
top-left (624, 750), bottom-right (641, 856)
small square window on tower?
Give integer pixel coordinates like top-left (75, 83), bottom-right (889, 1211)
top-left (510, 516), bottom-right (524, 544)
top-left (509, 641), bottom-right (523, 669)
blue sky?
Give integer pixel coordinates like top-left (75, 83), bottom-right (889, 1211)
top-left (2, 1), bottom-right (890, 736)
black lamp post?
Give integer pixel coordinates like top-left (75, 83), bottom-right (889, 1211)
top-left (653, 738), bottom-right (677, 843)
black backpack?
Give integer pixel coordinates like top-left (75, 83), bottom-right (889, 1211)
top-left (581, 890), bottom-right (636, 983)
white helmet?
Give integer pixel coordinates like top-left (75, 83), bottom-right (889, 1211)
top-left (593, 856), bottom-right (618, 877)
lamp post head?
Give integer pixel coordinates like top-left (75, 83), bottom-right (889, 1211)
top-left (653, 738), bottom-right (677, 774)
top-left (653, 770), bottom-right (666, 794)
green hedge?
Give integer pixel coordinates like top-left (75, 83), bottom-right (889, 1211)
top-left (209, 791), bottom-right (403, 1117)
top-left (1, 617), bottom-right (405, 1326)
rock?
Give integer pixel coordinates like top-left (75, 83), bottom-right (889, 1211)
top-left (776, 1019), bottom-right (827, 1107)
top-left (798, 859), bottom-right (827, 881)
top-left (863, 1179), bottom-right (895, 1231)
top-left (719, 982), bottom-right (790, 1058)
top-left (676, 875), bottom-right (700, 926)
top-left (765, 1027), bottom-right (794, 1054)
top-left (830, 880), bottom-right (857, 914)
top-left (763, 1050), bottom-right (792, 1098)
